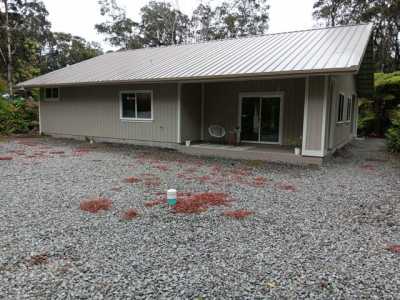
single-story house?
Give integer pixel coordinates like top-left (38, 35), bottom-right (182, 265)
top-left (18, 24), bottom-right (374, 165)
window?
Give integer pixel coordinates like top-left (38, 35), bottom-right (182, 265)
top-left (44, 88), bottom-right (59, 100)
top-left (346, 96), bottom-right (352, 121)
top-left (337, 93), bottom-right (345, 122)
top-left (120, 91), bottom-right (153, 121)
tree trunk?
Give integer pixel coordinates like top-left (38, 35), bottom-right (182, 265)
top-left (3, 0), bottom-right (13, 97)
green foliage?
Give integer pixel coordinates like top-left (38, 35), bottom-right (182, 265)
top-left (0, 0), bottom-right (52, 83)
top-left (95, 0), bottom-right (270, 48)
top-left (1, 0), bottom-right (103, 88)
top-left (386, 109), bottom-right (400, 153)
top-left (358, 72), bottom-right (400, 137)
top-left (375, 72), bottom-right (400, 97)
top-left (0, 78), bottom-right (6, 93)
top-left (95, 0), bottom-right (142, 49)
top-left (233, 0), bottom-right (270, 36)
top-left (196, 0), bottom-right (270, 40)
top-left (357, 98), bottom-right (376, 135)
top-left (140, 1), bottom-right (190, 46)
top-left (0, 96), bottom-right (38, 134)
top-left (191, 4), bottom-right (214, 41)
top-left (42, 32), bottom-right (103, 73)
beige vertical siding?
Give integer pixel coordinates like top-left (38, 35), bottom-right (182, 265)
top-left (331, 74), bottom-right (356, 148)
top-left (180, 83), bottom-right (202, 142)
top-left (40, 83), bottom-right (178, 143)
top-left (304, 76), bottom-right (325, 152)
top-left (202, 78), bottom-right (305, 145)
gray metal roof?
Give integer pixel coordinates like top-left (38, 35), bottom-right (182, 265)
top-left (19, 24), bottom-right (373, 88)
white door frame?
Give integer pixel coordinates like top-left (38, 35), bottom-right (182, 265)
top-left (238, 92), bottom-right (284, 145)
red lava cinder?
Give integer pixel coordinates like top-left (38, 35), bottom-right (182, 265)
top-left (223, 209), bottom-right (254, 219)
top-left (0, 156), bottom-right (13, 160)
top-left (80, 197), bottom-right (112, 213)
top-left (144, 199), bottom-right (165, 207)
top-left (172, 192), bottom-right (231, 214)
top-left (386, 244), bottom-right (400, 253)
top-left (360, 164), bottom-right (375, 171)
top-left (29, 254), bottom-right (48, 265)
top-left (49, 151), bottom-right (65, 154)
top-left (277, 183), bottom-right (296, 192)
top-left (121, 208), bottom-right (139, 220)
top-left (123, 176), bottom-right (141, 183)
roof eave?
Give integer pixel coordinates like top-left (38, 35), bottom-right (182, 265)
top-left (18, 67), bottom-right (359, 89)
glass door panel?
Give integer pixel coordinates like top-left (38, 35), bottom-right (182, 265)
top-left (240, 97), bottom-right (260, 141)
top-left (260, 97), bottom-right (280, 143)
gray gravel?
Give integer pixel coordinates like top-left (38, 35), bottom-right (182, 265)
top-left (0, 136), bottom-right (399, 299)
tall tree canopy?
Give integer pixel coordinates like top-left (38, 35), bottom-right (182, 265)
top-left (0, 0), bottom-right (51, 85)
top-left (0, 0), bottom-right (103, 94)
top-left (96, 0), bottom-right (270, 47)
top-left (313, 0), bottom-right (400, 72)
top-left (191, 3), bottom-right (215, 41)
top-left (42, 33), bottom-right (103, 73)
top-left (140, 1), bottom-right (190, 46)
top-left (95, 0), bottom-right (142, 49)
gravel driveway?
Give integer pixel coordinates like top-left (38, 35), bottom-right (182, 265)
top-left (1, 136), bottom-right (399, 299)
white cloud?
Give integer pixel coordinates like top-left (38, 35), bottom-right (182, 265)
top-left (42, 0), bottom-right (316, 50)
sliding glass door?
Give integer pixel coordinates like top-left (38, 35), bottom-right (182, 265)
top-left (240, 95), bottom-right (282, 144)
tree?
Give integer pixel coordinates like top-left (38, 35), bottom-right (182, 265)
top-left (140, 1), bottom-right (190, 47)
top-left (191, 3), bottom-right (215, 41)
top-left (213, 2), bottom-right (238, 39)
top-left (358, 72), bottom-right (400, 137)
top-left (312, 0), bottom-right (352, 26)
top-left (0, 0), bottom-right (51, 93)
top-left (95, 0), bottom-right (142, 49)
top-left (2, 0), bottom-right (12, 96)
top-left (312, 0), bottom-right (400, 72)
top-left (42, 32), bottom-right (103, 73)
top-left (234, 0), bottom-right (270, 36)
top-left (211, 0), bottom-right (270, 39)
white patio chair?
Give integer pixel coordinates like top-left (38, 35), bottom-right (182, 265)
top-left (208, 124), bottom-right (226, 139)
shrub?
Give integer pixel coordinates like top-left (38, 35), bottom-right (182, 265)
top-left (0, 79), bottom-right (6, 93)
top-left (386, 109), bottom-right (400, 153)
top-left (357, 98), bottom-right (377, 136)
top-left (0, 96), bottom-right (38, 135)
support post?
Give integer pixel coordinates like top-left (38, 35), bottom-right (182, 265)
top-left (301, 77), bottom-right (309, 156)
top-left (200, 83), bottom-right (205, 141)
top-left (177, 82), bottom-right (182, 144)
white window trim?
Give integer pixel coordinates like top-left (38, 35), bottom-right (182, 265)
top-left (43, 87), bottom-right (60, 101)
top-left (237, 91), bottom-right (284, 145)
top-left (119, 90), bottom-right (154, 122)
top-left (336, 92), bottom-right (345, 124)
top-left (345, 96), bottom-right (352, 122)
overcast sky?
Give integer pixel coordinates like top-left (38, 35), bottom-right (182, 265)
top-left (42, 0), bottom-right (315, 50)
